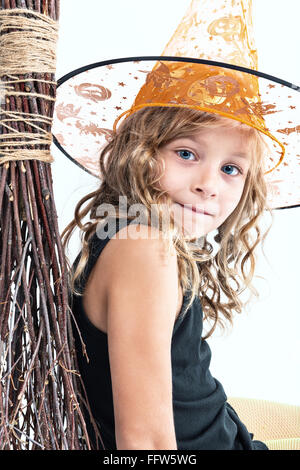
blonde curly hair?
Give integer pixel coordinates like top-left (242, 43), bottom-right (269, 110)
top-left (61, 106), bottom-right (273, 339)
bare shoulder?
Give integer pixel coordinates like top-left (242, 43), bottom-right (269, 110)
top-left (83, 223), bottom-right (180, 334)
top-left (99, 223), bottom-right (177, 275)
top-left (101, 223), bottom-right (179, 322)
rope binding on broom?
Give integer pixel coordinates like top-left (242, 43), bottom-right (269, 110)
top-left (0, 8), bottom-right (59, 164)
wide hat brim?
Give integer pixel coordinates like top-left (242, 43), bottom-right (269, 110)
top-left (52, 56), bottom-right (300, 210)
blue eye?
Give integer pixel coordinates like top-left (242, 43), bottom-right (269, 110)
top-left (177, 150), bottom-right (196, 161)
top-left (222, 164), bottom-right (241, 176)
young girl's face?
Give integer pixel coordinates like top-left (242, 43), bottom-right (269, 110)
top-left (157, 126), bottom-right (252, 240)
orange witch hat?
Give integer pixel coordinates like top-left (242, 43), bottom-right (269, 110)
top-left (118, 0), bottom-right (283, 160)
top-left (52, 0), bottom-right (300, 209)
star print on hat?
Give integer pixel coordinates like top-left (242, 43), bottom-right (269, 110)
top-left (52, 0), bottom-right (300, 209)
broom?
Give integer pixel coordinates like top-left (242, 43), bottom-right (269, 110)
top-left (0, 0), bottom-right (102, 450)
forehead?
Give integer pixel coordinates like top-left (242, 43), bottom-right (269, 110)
top-left (189, 125), bottom-right (251, 141)
top-left (170, 125), bottom-right (254, 153)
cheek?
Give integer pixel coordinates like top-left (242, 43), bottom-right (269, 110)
top-left (157, 161), bottom-right (181, 193)
top-left (222, 183), bottom-right (245, 213)
top-left (157, 173), bottom-right (172, 195)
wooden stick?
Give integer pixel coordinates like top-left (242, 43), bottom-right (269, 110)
top-left (0, 0), bottom-right (98, 449)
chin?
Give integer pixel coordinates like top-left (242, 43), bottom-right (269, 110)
top-left (181, 227), bottom-right (208, 240)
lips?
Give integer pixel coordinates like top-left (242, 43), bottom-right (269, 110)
top-left (177, 202), bottom-right (213, 216)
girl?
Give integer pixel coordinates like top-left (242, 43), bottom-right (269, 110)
top-left (61, 105), bottom-right (272, 450)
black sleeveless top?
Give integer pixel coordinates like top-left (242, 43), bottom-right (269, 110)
top-left (70, 218), bottom-right (268, 450)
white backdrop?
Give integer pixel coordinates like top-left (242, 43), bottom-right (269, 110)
top-left (51, 0), bottom-right (300, 405)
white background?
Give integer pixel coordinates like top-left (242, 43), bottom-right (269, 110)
top-left (51, 0), bottom-right (300, 405)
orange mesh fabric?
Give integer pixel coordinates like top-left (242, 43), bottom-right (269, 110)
top-left (161, 0), bottom-right (258, 69)
top-left (128, 60), bottom-right (285, 173)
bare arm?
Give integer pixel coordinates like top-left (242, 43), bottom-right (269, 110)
top-left (104, 225), bottom-right (178, 450)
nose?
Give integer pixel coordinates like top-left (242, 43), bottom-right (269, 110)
top-left (192, 166), bottom-right (218, 199)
